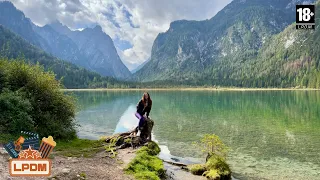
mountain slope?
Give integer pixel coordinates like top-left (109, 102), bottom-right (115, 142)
top-left (0, 1), bottom-right (131, 79)
top-left (131, 58), bottom-right (150, 73)
top-left (135, 0), bottom-right (317, 87)
top-left (50, 23), bottom-right (131, 78)
top-left (0, 1), bottom-right (49, 51)
top-left (0, 25), bottom-right (123, 88)
top-left (32, 24), bottom-right (88, 68)
top-left (242, 1), bottom-right (320, 88)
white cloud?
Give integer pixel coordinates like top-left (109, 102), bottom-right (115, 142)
top-left (8, 0), bottom-right (232, 70)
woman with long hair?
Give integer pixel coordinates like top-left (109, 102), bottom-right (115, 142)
top-left (135, 92), bottom-right (152, 130)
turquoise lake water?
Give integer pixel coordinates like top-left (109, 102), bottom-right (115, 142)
top-left (71, 90), bottom-right (320, 180)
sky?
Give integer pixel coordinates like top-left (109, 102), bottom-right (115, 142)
top-left (8, 0), bottom-right (232, 70)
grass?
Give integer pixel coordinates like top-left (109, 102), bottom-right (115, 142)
top-left (0, 134), bottom-right (104, 158)
top-left (54, 138), bottom-right (105, 157)
top-left (125, 141), bottom-right (165, 180)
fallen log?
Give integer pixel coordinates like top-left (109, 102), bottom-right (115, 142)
top-left (163, 160), bottom-right (188, 167)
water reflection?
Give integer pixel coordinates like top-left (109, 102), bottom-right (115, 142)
top-left (114, 105), bottom-right (139, 134)
top-left (72, 90), bottom-right (320, 179)
top-left (112, 104), bottom-right (202, 165)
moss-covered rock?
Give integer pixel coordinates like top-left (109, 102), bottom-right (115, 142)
top-left (134, 171), bottom-right (160, 180)
top-left (137, 141), bottom-right (161, 156)
top-left (187, 164), bottom-right (206, 175)
top-left (125, 141), bottom-right (165, 180)
top-left (205, 155), bottom-right (231, 180)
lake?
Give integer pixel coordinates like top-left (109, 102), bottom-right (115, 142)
top-left (71, 90), bottom-right (320, 180)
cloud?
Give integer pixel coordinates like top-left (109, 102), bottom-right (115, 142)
top-left (8, 0), bottom-right (232, 70)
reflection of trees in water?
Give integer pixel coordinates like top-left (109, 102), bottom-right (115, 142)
top-left (72, 91), bottom-right (142, 111)
top-left (150, 91), bottom-right (320, 164)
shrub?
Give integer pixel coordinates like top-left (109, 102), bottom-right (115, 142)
top-left (0, 90), bottom-right (33, 133)
top-left (193, 134), bottom-right (229, 158)
top-left (0, 59), bottom-right (76, 140)
top-left (192, 134), bottom-right (232, 179)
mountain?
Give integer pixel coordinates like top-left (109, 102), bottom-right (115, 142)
top-left (0, 1), bottom-right (49, 50)
top-left (0, 25), bottom-right (126, 88)
top-left (244, 0), bottom-right (320, 88)
top-left (135, 0), bottom-right (318, 87)
top-left (131, 58), bottom-right (150, 73)
top-left (32, 24), bottom-right (86, 67)
top-left (0, 1), bottom-right (131, 79)
top-left (49, 22), bottom-right (131, 78)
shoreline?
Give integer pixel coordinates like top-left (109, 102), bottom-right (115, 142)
top-left (62, 88), bottom-right (320, 91)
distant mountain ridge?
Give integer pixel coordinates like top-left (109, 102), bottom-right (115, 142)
top-left (131, 58), bottom-right (150, 73)
top-left (135, 0), bottom-right (319, 88)
top-left (49, 22), bottom-right (131, 78)
top-left (0, 1), bottom-right (131, 79)
top-left (0, 25), bottom-right (124, 88)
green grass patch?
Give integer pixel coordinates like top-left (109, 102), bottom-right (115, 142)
top-left (54, 138), bottom-right (104, 157)
top-left (125, 141), bottom-right (165, 180)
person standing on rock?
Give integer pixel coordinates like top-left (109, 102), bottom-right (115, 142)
top-left (135, 92), bottom-right (152, 130)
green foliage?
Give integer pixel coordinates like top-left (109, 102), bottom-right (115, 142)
top-left (80, 172), bottom-right (87, 179)
top-left (105, 139), bottom-right (118, 158)
top-left (125, 141), bottom-right (165, 180)
top-left (0, 59), bottom-right (76, 139)
top-left (0, 90), bottom-right (33, 133)
top-left (203, 169), bottom-right (220, 180)
top-left (124, 138), bottom-right (132, 144)
top-left (191, 134), bottom-right (231, 179)
top-left (187, 164), bottom-right (206, 176)
top-left (134, 0), bottom-right (320, 89)
top-left (193, 134), bottom-right (229, 158)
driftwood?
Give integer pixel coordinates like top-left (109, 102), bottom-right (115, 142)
top-left (163, 160), bottom-right (188, 167)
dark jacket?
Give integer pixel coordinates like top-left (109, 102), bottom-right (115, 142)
top-left (136, 99), bottom-right (152, 117)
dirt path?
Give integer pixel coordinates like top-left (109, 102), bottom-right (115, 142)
top-left (1, 145), bottom-right (207, 180)
top-left (0, 146), bottom-right (133, 180)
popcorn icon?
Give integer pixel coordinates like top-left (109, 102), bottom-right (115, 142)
top-left (39, 136), bottom-right (56, 158)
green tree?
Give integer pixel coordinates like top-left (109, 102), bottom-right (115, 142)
top-left (0, 59), bottom-right (76, 139)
